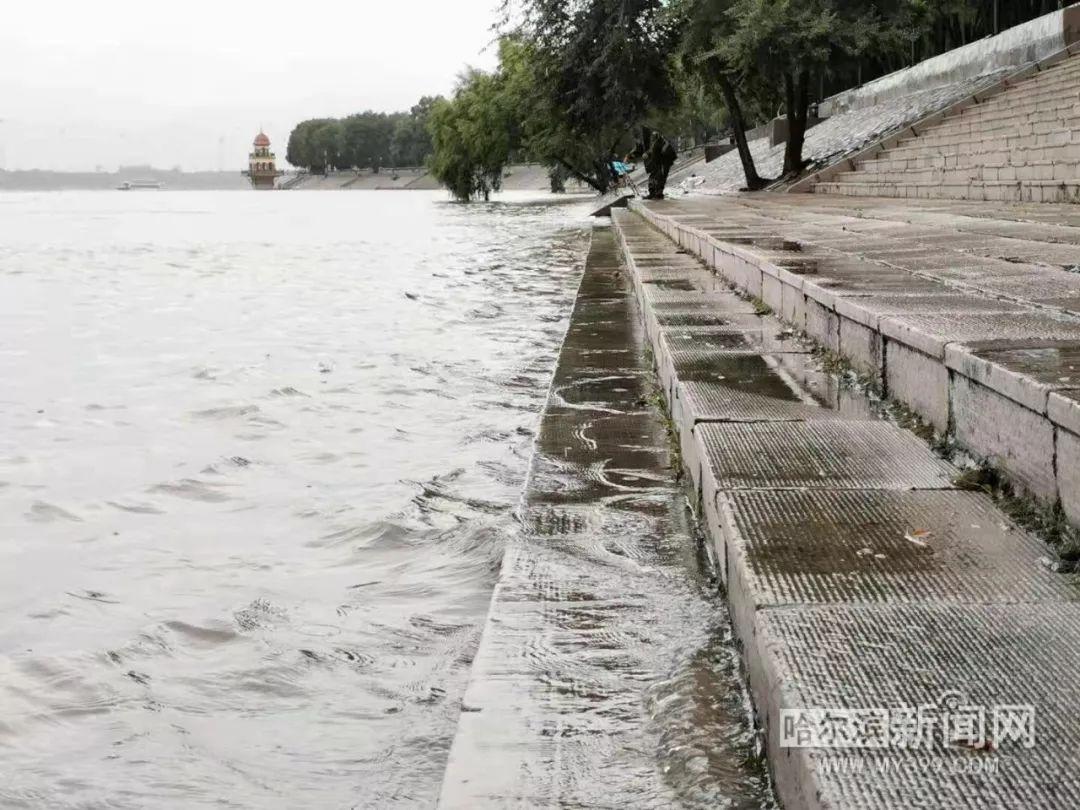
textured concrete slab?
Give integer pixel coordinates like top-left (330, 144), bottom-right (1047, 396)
top-left (951, 374), bottom-right (1059, 500)
top-left (1049, 388), bottom-right (1080, 435)
top-left (946, 340), bottom-right (1080, 413)
top-left (837, 293), bottom-right (1024, 330)
top-left (656, 310), bottom-right (763, 328)
top-left (1059, 425), bottom-right (1080, 526)
top-left (719, 489), bottom-right (1075, 606)
top-left (886, 341), bottom-right (951, 431)
top-left (882, 311), bottom-right (1080, 360)
top-left (662, 327), bottom-right (813, 355)
top-left (614, 205), bottom-right (1080, 810)
top-left (754, 603), bottom-right (1080, 810)
top-left (674, 379), bottom-right (840, 425)
top-left (696, 421), bottom-right (956, 490)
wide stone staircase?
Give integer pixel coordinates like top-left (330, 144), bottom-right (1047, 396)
top-left (815, 50), bottom-right (1080, 202)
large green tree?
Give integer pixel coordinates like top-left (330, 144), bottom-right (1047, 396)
top-left (427, 69), bottom-right (514, 201)
top-left (503, 0), bottom-right (683, 191)
top-left (721, 0), bottom-right (886, 175)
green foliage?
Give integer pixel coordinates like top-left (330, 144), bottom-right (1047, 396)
top-left (427, 70), bottom-right (514, 201)
top-left (390, 96), bottom-right (439, 168)
top-left (286, 118), bottom-right (341, 173)
top-left (287, 0), bottom-right (1062, 190)
top-left (672, 0), bottom-right (1059, 179)
top-left (285, 100), bottom-right (442, 172)
top-left (503, 0), bottom-right (683, 191)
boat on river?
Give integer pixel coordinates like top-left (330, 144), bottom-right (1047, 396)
top-left (116, 180), bottom-right (163, 190)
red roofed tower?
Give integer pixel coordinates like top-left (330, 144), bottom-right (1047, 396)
top-left (244, 131), bottom-right (281, 189)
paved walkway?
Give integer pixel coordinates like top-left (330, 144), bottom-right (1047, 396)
top-left (636, 194), bottom-right (1080, 526)
top-left (613, 203), bottom-right (1080, 809)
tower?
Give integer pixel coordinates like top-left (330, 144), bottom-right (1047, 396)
top-left (243, 131), bottom-right (281, 189)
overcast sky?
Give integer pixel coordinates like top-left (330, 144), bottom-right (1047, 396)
top-left (0, 1), bottom-right (501, 171)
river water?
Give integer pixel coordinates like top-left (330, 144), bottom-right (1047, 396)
top-left (0, 191), bottom-right (767, 809)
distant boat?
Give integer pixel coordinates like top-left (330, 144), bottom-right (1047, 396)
top-left (116, 180), bottom-right (163, 190)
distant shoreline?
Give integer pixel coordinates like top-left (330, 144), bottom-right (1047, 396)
top-left (0, 163), bottom-right (589, 193)
top-left (0, 169), bottom-right (249, 192)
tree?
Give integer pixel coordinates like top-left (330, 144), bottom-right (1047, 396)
top-left (502, 0), bottom-right (682, 192)
top-left (675, 0), bottom-right (772, 189)
top-left (390, 96), bottom-right (440, 167)
top-left (720, 0), bottom-right (885, 176)
top-left (427, 69), bottom-right (514, 201)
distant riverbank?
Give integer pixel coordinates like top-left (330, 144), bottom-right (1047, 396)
top-left (286, 163), bottom-right (586, 193)
top-left (0, 168), bottom-right (249, 192)
top-left (0, 163), bottom-right (587, 193)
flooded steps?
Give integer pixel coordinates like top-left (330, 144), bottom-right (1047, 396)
top-left (437, 226), bottom-right (770, 807)
top-left (612, 206), bottom-right (1080, 810)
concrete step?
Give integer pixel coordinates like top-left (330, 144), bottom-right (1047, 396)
top-left (944, 88), bottom-right (1080, 122)
top-left (863, 145), bottom-right (1080, 174)
top-left (936, 105), bottom-right (1080, 133)
top-left (846, 164), bottom-right (1080, 186)
top-left (817, 178), bottom-right (1080, 203)
top-left (612, 204), bottom-right (1080, 809)
top-left (894, 127), bottom-right (1077, 152)
top-left (934, 100), bottom-right (1080, 132)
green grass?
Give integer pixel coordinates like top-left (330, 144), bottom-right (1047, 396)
top-left (646, 384), bottom-right (683, 482)
top-left (750, 297), bottom-right (773, 316)
top-left (953, 462), bottom-right (1080, 561)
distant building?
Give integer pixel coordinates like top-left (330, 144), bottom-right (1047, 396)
top-left (244, 131), bottom-right (281, 189)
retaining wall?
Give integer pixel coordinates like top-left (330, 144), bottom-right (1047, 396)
top-left (820, 3), bottom-right (1080, 117)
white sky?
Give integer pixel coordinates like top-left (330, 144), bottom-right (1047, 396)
top-left (0, 0), bottom-right (501, 171)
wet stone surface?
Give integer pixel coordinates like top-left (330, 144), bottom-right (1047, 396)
top-left (759, 603), bottom-right (1080, 808)
top-left (964, 341), bottom-right (1080, 388)
top-left (439, 226), bottom-right (773, 808)
top-left (695, 421), bottom-right (956, 491)
top-left (724, 489), bottom-right (1077, 604)
top-left (616, 203), bottom-right (1080, 809)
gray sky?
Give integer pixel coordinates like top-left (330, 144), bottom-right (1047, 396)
top-left (0, 0), bottom-right (500, 171)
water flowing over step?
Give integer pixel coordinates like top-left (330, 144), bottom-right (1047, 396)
top-left (437, 227), bottom-right (769, 807)
top-left (616, 198), bottom-right (1080, 809)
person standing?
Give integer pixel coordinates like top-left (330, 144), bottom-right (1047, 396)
top-left (633, 127), bottom-right (678, 200)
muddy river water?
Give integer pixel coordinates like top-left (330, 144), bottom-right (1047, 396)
top-left (0, 191), bottom-right (768, 808)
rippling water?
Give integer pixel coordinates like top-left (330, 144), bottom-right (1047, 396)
top-left (0, 190), bottom-right (591, 808)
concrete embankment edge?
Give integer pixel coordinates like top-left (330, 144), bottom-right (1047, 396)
top-left (612, 203), bottom-right (1080, 809)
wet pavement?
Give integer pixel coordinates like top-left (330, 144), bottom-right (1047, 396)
top-left (613, 205), bottom-right (1080, 809)
top-left (636, 193), bottom-right (1080, 517)
top-left (439, 226), bottom-right (772, 808)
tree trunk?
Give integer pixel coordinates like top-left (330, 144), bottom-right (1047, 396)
top-left (718, 74), bottom-right (769, 191)
top-left (782, 70), bottom-right (810, 177)
top-left (555, 157), bottom-right (607, 193)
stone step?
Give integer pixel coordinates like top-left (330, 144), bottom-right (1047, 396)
top-left (945, 85), bottom-right (1080, 120)
top-left (929, 106), bottom-right (1080, 137)
top-left (936, 98), bottom-right (1080, 128)
top-left (897, 124), bottom-right (1077, 153)
top-left (843, 163), bottom-right (1080, 187)
top-left (862, 146), bottom-right (1080, 173)
top-left (612, 204), bottom-right (1080, 810)
top-left (892, 132), bottom-right (1029, 153)
top-left (891, 128), bottom-right (1077, 153)
top-left (816, 178), bottom-right (1080, 203)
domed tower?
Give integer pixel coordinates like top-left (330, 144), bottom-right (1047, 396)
top-left (244, 131), bottom-right (281, 189)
